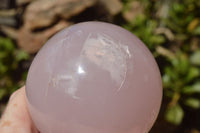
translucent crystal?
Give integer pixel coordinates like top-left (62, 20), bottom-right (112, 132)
top-left (26, 22), bottom-right (162, 133)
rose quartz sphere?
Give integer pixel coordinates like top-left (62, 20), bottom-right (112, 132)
top-left (26, 22), bottom-right (162, 133)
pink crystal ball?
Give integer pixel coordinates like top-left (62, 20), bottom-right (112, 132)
top-left (26, 22), bottom-right (162, 133)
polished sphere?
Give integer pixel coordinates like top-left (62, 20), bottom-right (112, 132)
top-left (26, 22), bottom-right (162, 133)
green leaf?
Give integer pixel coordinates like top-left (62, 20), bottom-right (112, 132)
top-left (165, 104), bottom-right (184, 125)
top-left (164, 66), bottom-right (178, 81)
top-left (0, 52), bottom-right (7, 59)
top-left (172, 3), bottom-right (184, 13)
top-left (0, 89), bottom-right (7, 100)
top-left (185, 67), bottom-right (200, 82)
top-left (190, 50), bottom-right (200, 65)
top-left (178, 53), bottom-right (190, 74)
top-left (182, 82), bottom-right (200, 94)
top-left (150, 35), bottom-right (165, 45)
top-left (194, 26), bottom-right (200, 35)
top-left (0, 37), bottom-right (15, 51)
top-left (184, 98), bottom-right (200, 109)
top-left (15, 50), bottom-right (30, 61)
top-left (162, 74), bottom-right (171, 88)
top-left (0, 62), bottom-right (8, 74)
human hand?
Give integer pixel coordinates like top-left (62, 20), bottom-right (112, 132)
top-left (0, 86), bottom-right (39, 133)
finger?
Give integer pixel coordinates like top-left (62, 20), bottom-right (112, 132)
top-left (0, 86), bottom-right (38, 133)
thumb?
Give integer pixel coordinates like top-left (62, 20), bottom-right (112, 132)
top-left (0, 86), bottom-right (38, 133)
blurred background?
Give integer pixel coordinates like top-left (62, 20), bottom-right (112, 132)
top-left (0, 0), bottom-right (200, 132)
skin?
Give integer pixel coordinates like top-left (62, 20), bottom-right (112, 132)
top-left (0, 86), bottom-right (39, 133)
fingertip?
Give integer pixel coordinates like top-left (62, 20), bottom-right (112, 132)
top-left (9, 86), bottom-right (25, 102)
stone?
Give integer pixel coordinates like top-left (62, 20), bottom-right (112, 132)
top-left (16, 0), bottom-right (36, 6)
top-left (100, 0), bottom-right (122, 15)
top-left (0, 9), bottom-right (18, 27)
top-left (0, 0), bottom-right (11, 9)
top-left (24, 0), bottom-right (96, 30)
top-left (0, 25), bottom-right (18, 39)
top-left (26, 22), bottom-right (162, 133)
top-left (17, 21), bottom-right (70, 53)
top-left (123, 1), bottom-right (144, 22)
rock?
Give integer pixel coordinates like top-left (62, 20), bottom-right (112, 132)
top-left (17, 21), bottom-right (71, 53)
top-left (17, 28), bottom-right (45, 53)
top-left (0, 9), bottom-right (18, 26)
top-left (0, 0), bottom-right (11, 9)
top-left (100, 0), bottom-right (122, 15)
top-left (56, 0), bottom-right (97, 19)
top-left (0, 16), bottom-right (17, 27)
top-left (123, 1), bottom-right (144, 22)
top-left (0, 25), bottom-right (18, 39)
top-left (16, 0), bottom-right (36, 6)
top-left (24, 0), bottom-right (96, 30)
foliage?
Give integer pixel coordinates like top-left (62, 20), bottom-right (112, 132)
top-left (0, 36), bottom-right (30, 102)
top-left (122, 0), bottom-right (200, 125)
